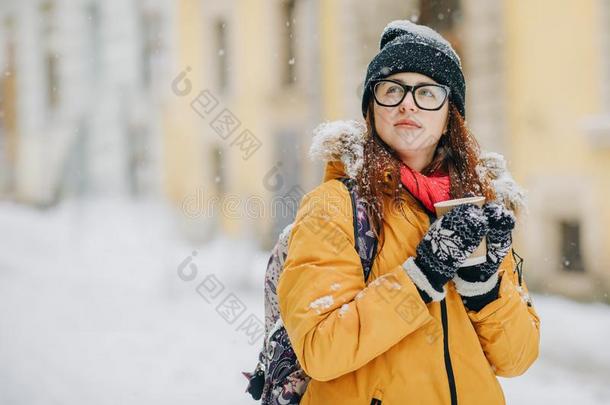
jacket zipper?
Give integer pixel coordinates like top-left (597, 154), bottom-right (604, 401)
top-left (421, 204), bottom-right (458, 405)
top-left (441, 299), bottom-right (458, 405)
top-left (406, 190), bottom-right (459, 405)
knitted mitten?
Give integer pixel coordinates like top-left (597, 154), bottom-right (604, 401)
top-left (454, 202), bottom-right (516, 311)
top-left (403, 203), bottom-right (489, 303)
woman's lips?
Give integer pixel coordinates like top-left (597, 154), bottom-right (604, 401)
top-left (395, 123), bottom-right (421, 129)
top-left (395, 119), bottom-right (421, 128)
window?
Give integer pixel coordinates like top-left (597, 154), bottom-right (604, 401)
top-left (85, 3), bottom-right (101, 79)
top-left (61, 120), bottom-right (89, 196)
top-left (140, 10), bottom-right (162, 89)
top-left (418, 0), bottom-right (462, 32)
top-left (126, 124), bottom-right (149, 196)
top-left (0, 16), bottom-right (17, 191)
top-left (559, 220), bottom-right (585, 273)
top-left (215, 19), bottom-right (228, 91)
top-left (211, 144), bottom-right (225, 195)
top-left (45, 54), bottom-right (59, 109)
top-left (0, 16), bottom-right (17, 135)
top-left (41, 1), bottom-right (60, 111)
top-left (418, 0), bottom-right (463, 57)
top-left (280, 0), bottom-right (297, 86)
top-left (272, 130), bottom-right (301, 235)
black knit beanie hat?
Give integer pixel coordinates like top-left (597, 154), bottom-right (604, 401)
top-left (361, 20), bottom-right (466, 119)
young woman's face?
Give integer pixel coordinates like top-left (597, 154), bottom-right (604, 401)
top-left (372, 72), bottom-right (449, 158)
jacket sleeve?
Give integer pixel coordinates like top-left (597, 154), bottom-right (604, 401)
top-left (277, 181), bottom-right (434, 382)
top-left (465, 248), bottom-right (541, 377)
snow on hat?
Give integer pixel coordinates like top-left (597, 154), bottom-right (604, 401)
top-left (361, 20), bottom-right (466, 119)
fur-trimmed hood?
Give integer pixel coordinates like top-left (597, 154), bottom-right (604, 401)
top-left (309, 120), bottom-right (527, 214)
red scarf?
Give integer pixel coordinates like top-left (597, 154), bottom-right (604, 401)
top-left (400, 164), bottom-right (451, 214)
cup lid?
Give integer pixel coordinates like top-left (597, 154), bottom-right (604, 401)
top-left (433, 196), bottom-right (485, 208)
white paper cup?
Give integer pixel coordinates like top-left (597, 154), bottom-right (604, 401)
top-left (433, 196), bottom-right (487, 267)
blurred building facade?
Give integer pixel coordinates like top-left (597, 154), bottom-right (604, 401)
top-left (164, 0), bottom-right (420, 244)
top-left (0, 0), bottom-right (171, 205)
top-left (165, 0), bottom-right (610, 299)
top-left (503, 0), bottom-right (610, 300)
top-left (1, 0), bottom-right (609, 300)
top-left (164, 0), bottom-right (324, 243)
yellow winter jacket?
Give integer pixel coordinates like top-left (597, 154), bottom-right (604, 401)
top-left (277, 160), bottom-right (540, 405)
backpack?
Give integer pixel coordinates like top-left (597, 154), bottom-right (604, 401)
top-left (242, 177), bottom-right (379, 404)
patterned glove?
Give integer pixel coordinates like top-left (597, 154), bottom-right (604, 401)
top-left (403, 203), bottom-right (489, 303)
top-left (454, 202), bottom-right (516, 311)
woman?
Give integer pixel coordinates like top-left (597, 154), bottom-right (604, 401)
top-left (277, 20), bottom-right (540, 405)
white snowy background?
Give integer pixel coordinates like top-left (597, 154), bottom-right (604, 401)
top-left (1, 199), bottom-right (609, 405)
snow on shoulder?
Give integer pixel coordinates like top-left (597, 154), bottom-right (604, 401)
top-left (309, 120), bottom-right (367, 178)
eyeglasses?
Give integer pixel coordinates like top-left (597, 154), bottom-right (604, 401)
top-left (371, 79), bottom-right (450, 111)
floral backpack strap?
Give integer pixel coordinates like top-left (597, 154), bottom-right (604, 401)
top-left (338, 177), bottom-right (378, 283)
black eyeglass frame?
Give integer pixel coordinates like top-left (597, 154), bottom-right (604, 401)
top-left (370, 79), bottom-right (451, 111)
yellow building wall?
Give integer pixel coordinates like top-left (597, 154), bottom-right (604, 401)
top-left (163, 0), bottom-right (294, 242)
top-left (504, 0), bottom-right (610, 294)
top-left (505, 0), bottom-right (602, 175)
top-left (225, 0), bottom-right (274, 238)
top-left (163, 0), bottom-right (206, 205)
top-left (319, 0), bottom-right (345, 120)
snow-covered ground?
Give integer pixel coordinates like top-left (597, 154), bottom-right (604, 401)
top-left (1, 199), bottom-right (609, 404)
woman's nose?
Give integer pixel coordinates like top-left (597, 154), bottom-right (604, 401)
top-left (399, 90), bottom-right (419, 112)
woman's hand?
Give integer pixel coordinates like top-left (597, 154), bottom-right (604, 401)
top-left (453, 202), bottom-right (516, 310)
top-left (403, 203), bottom-right (489, 302)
